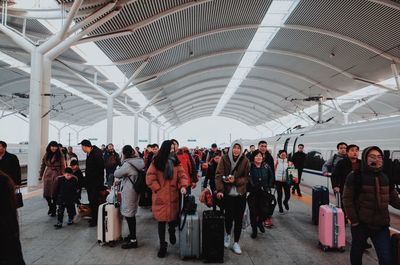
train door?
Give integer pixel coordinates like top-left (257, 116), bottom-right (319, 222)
top-left (283, 138), bottom-right (290, 152)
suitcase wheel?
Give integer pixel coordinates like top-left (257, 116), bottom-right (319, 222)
top-left (322, 246), bottom-right (329, 252)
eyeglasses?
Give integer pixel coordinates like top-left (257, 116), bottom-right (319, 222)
top-left (367, 155), bottom-right (383, 160)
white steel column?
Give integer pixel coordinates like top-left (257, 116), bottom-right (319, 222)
top-left (107, 97), bottom-right (114, 144)
top-left (27, 48), bottom-right (43, 187)
top-left (41, 57), bottom-right (51, 152)
top-left (157, 125), bottom-right (161, 144)
top-left (134, 113), bottom-right (139, 147)
top-left (392, 63), bottom-right (400, 90)
top-left (163, 129), bottom-right (166, 141)
top-left (148, 121), bottom-right (152, 144)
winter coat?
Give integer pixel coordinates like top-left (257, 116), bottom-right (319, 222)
top-left (39, 152), bottom-right (65, 198)
top-left (322, 153), bottom-right (346, 175)
top-left (290, 151), bottom-right (306, 169)
top-left (114, 157), bottom-right (145, 218)
top-left (331, 157), bottom-right (361, 192)
top-left (104, 151), bottom-right (121, 174)
top-left (53, 176), bottom-right (79, 205)
top-left (342, 146), bottom-right (400, 229)
top-left (248, 163), bottom-right (274, 193)
top-left (176, 152), bottom-right (197, 185)
top-left (85, 146), bottom-right (105, 190)
top-left (275, 158), bottom-right (290, 183)
top-left (0, 151), bottom-right (21, 185)
top-left (215, 154), bottom-right (250, 196)
top-left (146, 161), bottom-right (189, 222)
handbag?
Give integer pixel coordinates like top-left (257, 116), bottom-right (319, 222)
top-left (15, 188), bottom-right (23, 208)
top-left (287, 167), bottom-right (299, 184)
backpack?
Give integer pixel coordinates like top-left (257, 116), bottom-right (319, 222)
top-left (127, 163), bottom-right (147, 193)
top-left (326, 154), bottom-right (338, 173)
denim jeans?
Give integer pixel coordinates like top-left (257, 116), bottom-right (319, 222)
top-left (350, 224), bottom-right (392, 265)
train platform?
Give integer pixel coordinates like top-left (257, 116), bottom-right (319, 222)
top-left (19, 184), bottom-right (382, 265)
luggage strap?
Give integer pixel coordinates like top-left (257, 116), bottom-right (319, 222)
top-left (332, 206), bottom-right (338, 248)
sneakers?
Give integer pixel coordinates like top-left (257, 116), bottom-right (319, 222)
top-left (54, 222), bottom-right (62, 229)
top-left (232, 242), bottom-right (242, 255)
top-left (283, 201), bottom-right (289, 211)
top-left (224, 234), bottom-right (231, 248)
top-left (122, 239), bottom-right (138, 249)
top-left (67, 219), bottom-right (73, 225)
top-left (264, 218), bottom-right (273, 228)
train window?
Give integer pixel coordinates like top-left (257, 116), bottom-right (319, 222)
top-left (283, 138), bottom-right (290, 152)
top-left (392, 151), bottom-right (400, 160)
top-left (304, 150), bottom-right (326, 171)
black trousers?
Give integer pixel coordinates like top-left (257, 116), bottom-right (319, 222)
top-left (87, 188), bottom-right (99, 223)
top-left (247, 190), bottom-right (267, 228)
top-left (158, 221), bottom-right (176, 244)
top-left (125, 216), bottom-right (136, 239)
top-left (57, 203), bottom-right (76, 223)
top-left (292, 168), bottom-right (303, 194)
top-left (276, 181), bottom-right (291, 210)
top-left (224, 195), bottom-right (246, 242)
top-left (44, 196), bottom-right (56, 214)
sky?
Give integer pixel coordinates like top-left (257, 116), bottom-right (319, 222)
top-left (0, 114), bottom-right (264, 151)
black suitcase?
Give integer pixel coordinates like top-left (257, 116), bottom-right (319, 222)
top-left (391, 233), bottom-right (400, 265)
top-left (312, 185), bottom-right (329, 225)
top-left (138, 186), bottom-right (152, 207)
top-left (202, 204), bottom-right (224, 263)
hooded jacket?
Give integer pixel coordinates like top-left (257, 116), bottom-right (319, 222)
top-left (215, 141), bottom-right (250, 195)
top-left (342, 146), bottom-right (400, 228)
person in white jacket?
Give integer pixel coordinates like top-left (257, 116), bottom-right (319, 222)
top-left (114, 145), bottom-right (145, 249)
top-left (274, 150), bottom-right (293, 214)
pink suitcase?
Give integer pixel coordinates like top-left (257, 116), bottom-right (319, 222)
top-left (318, 204), bottom-right (346, 252)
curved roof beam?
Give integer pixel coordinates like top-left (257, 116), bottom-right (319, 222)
top-left (111, 24), bottom-right (258, 65)
top-left (367, 0), bottom-right (400, 11)
top-left (79, 0), bottom-right (212, 44)
top-left (173, 89), bottom-right (287, 117)
top-left (253, 65), bottom-right (344, 94)
top-left (264, 24), bottom-right (400, 64)
top-left (176, 109), bottom-right (254, 127)
top-left (0, 77), bottom-right (30, 91)
top-left (148, 76), bottom-right (307, 99)
top-left (145, 49), bottom-right (245, 78)
top-left (175, 103), bottom-right (270, 125)
top-left (264, 49), bottom-right (394, 90)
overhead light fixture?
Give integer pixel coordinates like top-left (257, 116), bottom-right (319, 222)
top-left (213, 0), bottom-right (300, 116)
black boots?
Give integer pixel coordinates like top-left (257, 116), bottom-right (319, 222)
top-left (121, 238), bottom-right (138, 249)
top-left (169, 231), bottom-right (176, 245)
top-left (157, 242), bottom-right (168, 258)
top-left (251, 227), bottom-right (257, 239)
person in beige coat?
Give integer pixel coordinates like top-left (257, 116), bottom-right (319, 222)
top-left (215, 141), bottom-right (250, 255)
top-left (146, 140), bottom-right (188, 258)
top-left (39, 141), bottom-right (65, 217)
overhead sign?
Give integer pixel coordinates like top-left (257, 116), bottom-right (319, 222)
top-left (139, 139), bottom-right (148, 142)
top-left (88, 138), bottom-right (98, 141)
top-left (187, 139), bottom-right (197, 142)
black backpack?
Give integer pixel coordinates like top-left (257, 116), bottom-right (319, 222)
top-left (127, 163), bottom-right (147, 193)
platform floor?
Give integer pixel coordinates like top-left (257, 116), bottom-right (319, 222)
top-left (18, 184), bottom-right (380, 265)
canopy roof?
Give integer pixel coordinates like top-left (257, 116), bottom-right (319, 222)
top-left (0, 0), bottom-right (399, 129)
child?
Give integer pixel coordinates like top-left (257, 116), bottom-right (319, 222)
top-left (70, 159), bottom-right (84, 205)
top-left (53, 167), bottom-right (79, 229)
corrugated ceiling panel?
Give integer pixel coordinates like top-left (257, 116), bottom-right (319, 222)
top-left (286, 0), bottom-right (400, 58)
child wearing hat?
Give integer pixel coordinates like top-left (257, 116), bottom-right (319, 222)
top-left (53, 167), bottom-right (79, 229)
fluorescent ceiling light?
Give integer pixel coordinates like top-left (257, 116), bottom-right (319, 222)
top-left (213, 0), bottom-right (300, 116)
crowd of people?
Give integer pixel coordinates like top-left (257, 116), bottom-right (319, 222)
top-left (1, 137), bottom-right (399, 265)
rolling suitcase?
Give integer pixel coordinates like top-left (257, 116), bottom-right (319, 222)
top-left (318, 193), bottom-right (345, 252)
top-left (202, 203), bottom-right (224, 263)
top-left (391, 233), bottom-right (400, 265)
top-left (312, 185), bottom-right (329, 225)
top-left (97, 203), bottom-right (122, 245)
top-left (179, 211), bottom-right (201, 259)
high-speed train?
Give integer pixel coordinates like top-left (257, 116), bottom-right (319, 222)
top-left (243, 116), bottom-right (400, 190)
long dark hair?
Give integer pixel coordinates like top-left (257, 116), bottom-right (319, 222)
top-left (45, 141), bottom-right (61, 162)
top-left (153, 140), bottom-right (179, 171)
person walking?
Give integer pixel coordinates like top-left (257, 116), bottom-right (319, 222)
top-left (39, 141), bottom-right (66, 217)
top-left (248, 150), bottom-right (275, 238)
top-left (290, 144), bottom-right (306, 196)
top-left (215, 141), bottom-right (250, 255)
top-left (274, 150), bottom-right (292, 214)
top-left (146, 140), bottom-right (188, 258)
top-left (0, 140), bottom-right (22, 187)
top-left (343, 146), bottom-right (400, 265)
top-left (114, 145), bottom-right (145, 249)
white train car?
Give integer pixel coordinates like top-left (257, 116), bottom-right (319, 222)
top-left (243, 116), bottom-right (400, 189)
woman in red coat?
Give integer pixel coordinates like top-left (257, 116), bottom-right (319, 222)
top-left (146, 140), bottom-right (188, 258)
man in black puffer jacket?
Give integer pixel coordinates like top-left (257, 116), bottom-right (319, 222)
top-left (343, 146), bottom-right (400, 265)
top-left (79, 139), bottom-right (105, 227)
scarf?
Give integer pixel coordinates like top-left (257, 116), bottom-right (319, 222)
top-left (164, 153), bottom-right (176, 180)
top-left (228, 141), bottom-right (242, 173)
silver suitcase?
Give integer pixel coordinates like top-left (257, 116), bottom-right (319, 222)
top-left (179, 212), bottom-right (201, 259)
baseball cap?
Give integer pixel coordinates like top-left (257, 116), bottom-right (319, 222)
top-left (78, 139), bottom-right (92, 147)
